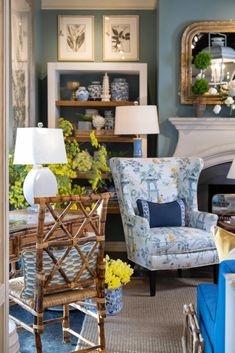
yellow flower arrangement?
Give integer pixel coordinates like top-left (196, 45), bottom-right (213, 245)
top-left (105, 255), bottom-right (134, 290)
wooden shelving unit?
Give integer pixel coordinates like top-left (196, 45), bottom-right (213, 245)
top-left (69, 131), bottom-right (133, 143)
top-left (56, 100), bottom-right (136, 107)
top-left (47, 63), bottom-right (148, 247)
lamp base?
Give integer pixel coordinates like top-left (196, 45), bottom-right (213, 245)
top-left (23, 165), bottom-right (58, 206)
top-left (133, 138), bottom-right (143, 158)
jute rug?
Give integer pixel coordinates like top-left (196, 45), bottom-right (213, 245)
top-left (78, 274), bottom-right (210, 353)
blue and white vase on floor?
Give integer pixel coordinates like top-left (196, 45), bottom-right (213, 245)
top-left (105, 286), bottom-right (123, 315)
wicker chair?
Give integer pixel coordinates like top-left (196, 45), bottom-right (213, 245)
top-left (9, 193), bottom-right (110, 353)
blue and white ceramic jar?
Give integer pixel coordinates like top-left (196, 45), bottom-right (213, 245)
top-left (111, 78), bottom-right (129, 101)
top-left (84, 286), bottom-right (123, 316)
top-left (104, 110), bottom-right (114, 130)
top-left (88, 81), bottom-right (102, 100)
top-left (105, 286), bottom-right (123, 315)
top-left (76, 86), bottom-right (89, 101)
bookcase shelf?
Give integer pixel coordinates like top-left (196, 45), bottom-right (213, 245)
top-left (56, 100), bottom-right (136, 107)
top-left (69, 131), bottom-right (133, 143)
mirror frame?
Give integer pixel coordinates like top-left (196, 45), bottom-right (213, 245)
top-left (181, 20), bottom-right (235, 104)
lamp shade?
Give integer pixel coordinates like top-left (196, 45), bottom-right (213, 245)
top-left (14, 127), bottom-right (67, 165)
top-left (114, 105), bottom-right (159, 135)
top-left (227, 159), bottom-right (235, 179)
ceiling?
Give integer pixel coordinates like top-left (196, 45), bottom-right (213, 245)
top-left (41, 0), bottom-right (157, 10)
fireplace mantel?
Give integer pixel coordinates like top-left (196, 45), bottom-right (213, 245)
top-left (169, 117), bottom-right (235, 169)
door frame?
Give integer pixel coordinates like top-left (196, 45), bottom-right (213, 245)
top-left (0, 0), bottom-right (10, 350)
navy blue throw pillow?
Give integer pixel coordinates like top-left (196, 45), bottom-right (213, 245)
top-left (136, 199), bottom-right (185, 228)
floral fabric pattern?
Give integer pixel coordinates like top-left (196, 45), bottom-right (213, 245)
top-left (110, 157), bottom-right (219, 271)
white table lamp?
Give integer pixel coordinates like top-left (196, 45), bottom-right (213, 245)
top-left (14, 124), bottom-right (68, 206)
top-left (114, 105), bottom-right (159, 157)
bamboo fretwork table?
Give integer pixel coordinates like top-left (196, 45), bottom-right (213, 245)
top-left (9, 208), bottom-right (98, 268)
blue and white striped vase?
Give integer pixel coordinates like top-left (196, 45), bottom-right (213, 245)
top-left (105, 286), bottom-right (123, 315)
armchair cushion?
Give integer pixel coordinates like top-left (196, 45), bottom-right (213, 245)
top-left (214, 226), bottom-right (235, 261)
top-left (150, 227), bottom-right (217, 256)
top-left (136, 198), bottom-right (185, 227)
top-left (21, 241), bottom-right (97, 298)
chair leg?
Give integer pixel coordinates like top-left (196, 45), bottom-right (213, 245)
top-left (97, 313), bottom-right (106, 352)
top-left (34, 316), bottom-right (43, 353)
top-left (148, 270), bottom-right (157, 296)
top-left (178, 269), bottom-right (182, 278)
top-left (97, 300), bottom-right (106, 352)
top-left (213, 264), bottom-right (218, 284)
top-left (63, 304), bottom-right (70, 343)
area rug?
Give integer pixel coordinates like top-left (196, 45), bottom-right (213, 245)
top-left (77, 274), bottom-right (210, 353)
top-left (10, 305), bottom-right (85, 353)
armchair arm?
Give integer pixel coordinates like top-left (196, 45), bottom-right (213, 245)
top-left (188, 210), bottom-right (218, 232)
top-left (122, 213), bottom-right (152, 269)
top-left (125, 213), bottom-right (150, 229)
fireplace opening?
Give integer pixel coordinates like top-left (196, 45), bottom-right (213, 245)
top-left (209, 185), bottom-right (235, 222)
top-left (198, 162), bottom-right (235, 213)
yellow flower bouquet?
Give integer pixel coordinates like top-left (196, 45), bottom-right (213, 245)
top-left (105, 255), bottom-right (134, 290)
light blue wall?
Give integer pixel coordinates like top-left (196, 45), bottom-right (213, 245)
top-left (158, 0), bottom-right (235, 157)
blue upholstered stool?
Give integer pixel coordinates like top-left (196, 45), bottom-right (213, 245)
top-left (197, 260), bottom-right (235, 353)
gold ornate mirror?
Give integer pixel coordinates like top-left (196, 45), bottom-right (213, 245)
top-left (180, 20), bottom-right (235, 104)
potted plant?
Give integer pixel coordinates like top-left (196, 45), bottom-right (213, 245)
top-left (104, 255), bottom-right (134, 315)
top-left (194, 51), bottom-right (212, 73)
top-left (192, 51), bottom-right (212, 117)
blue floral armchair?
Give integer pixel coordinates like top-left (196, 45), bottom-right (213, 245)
top-left (110, 157), bottom-right (219, 295)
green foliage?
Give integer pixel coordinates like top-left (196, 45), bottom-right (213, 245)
top-left (194, 52), bottom-right (212, 70)
top-left (58, 117), bottom-right (73, 137)
top-left (89, 145), bottom-right (110, 190)
top-left (76, 113), bottom-right (92, 121)
top-left (9, 118), bottom-right (110, 210)
top-left (49, 118), bottom-right (110, 194)
top-left (9, 154), bottom-right (31, 210)
top-left (192, 79), bottom-right (209, 95)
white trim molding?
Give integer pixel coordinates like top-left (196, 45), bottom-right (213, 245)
top-left (169, 117), bottom-right (235, 169)
top-left (0, 284), bottom-right (5, 307)
top-left (41, 0), bottom-right (157, 10)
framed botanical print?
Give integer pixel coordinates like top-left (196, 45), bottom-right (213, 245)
top-left (58, 15), bottom-right (94, 61)
top-left (11, 0), bottom-right (34, 141)
top-left (103, 15), bottom-right (139, 61)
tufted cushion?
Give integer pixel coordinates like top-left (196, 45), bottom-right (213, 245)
top-left (21, 242), bottom-right (97, 298)
top-left (137, 199), bottom-right (185, 228)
